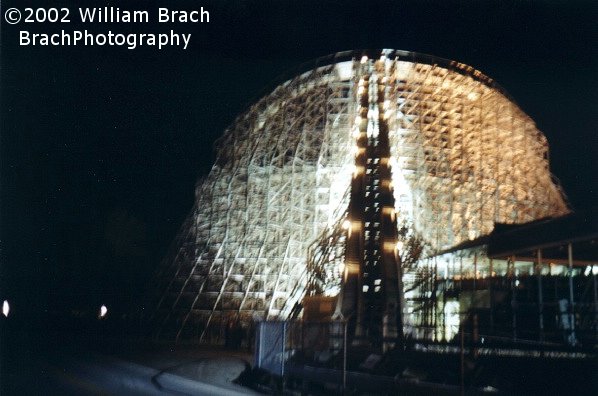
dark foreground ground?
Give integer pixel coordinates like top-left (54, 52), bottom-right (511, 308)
top-left (2, 315), bottom-right (596, 395)
top-left (0, 316), bottom-right (259, 395)
top-left (278, 344), bottom-right (598, 396)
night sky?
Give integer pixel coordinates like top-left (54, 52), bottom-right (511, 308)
top-left (1, 0), bottom-right (596, 320)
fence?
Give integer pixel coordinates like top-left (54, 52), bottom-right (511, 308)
top-left (255, 320), bottom-right (348, 381)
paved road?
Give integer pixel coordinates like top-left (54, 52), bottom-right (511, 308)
top-left (40, 351), bottom-right (258, 395)
top-left (2, 337), bottom-right (259, 395)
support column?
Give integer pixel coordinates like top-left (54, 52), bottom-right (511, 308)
top-left (489, 258), bottom-right (495, 333)
top-left (473, 252), bottom-right (478, 291)
top-left (567, 243), bottom-right (577, 345)
top-left (593, 266), bottom-right (598, 342)
top-left (536, 249), bottom-right (544, 342)
top-left (511, 256), bottom-right (517, 341)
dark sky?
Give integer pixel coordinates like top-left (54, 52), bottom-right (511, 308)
top-left (1, 0), bottom-right (596, 315)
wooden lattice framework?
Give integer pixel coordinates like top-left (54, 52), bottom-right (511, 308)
top-left (148, 50), bottom-right (568, 343)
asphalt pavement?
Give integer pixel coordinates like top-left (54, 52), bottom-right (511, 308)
top-left (1, 330), bottom-right (261, 395)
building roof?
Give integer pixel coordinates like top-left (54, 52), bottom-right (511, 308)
top-left (487, 209), bottom-right (598, 263)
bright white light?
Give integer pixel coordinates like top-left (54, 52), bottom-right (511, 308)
top-left (99, 305), bottom-right (108, 319)
top-left (360, 55), bottom-right (368, 64)
top-left (467, 92), bottom-right (479, 101)
top-left (396, 241), bottom-right (404, 252)
top-left (335, 61), bottom-right (353, 80)
top-left (441, 261), bottom-right (449, 278)
top-left (362, 285), bottom-right (369, 292)
top-left (2, 300), bottom-right (9, 317)
top-left (342, 220), bottom-right (351, 230)
top-left (324, 286), bottom-right (341, 297)
top-left (444, 300), bottom-right (460, 340)
top-left (468, 230), bottom-right (477, 240)
top-left (367, 122), bottom-right (378, 138)
top-left (585, 266), bottom-right (592, 276)
top-left (352, 165), bottom-right (364, 178)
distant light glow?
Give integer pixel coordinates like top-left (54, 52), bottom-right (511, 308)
top-left (360, 55), bottom-right (368, 64)
top-left (396, 241), bottom-right (404, 252)
top-left (99, 304), bottom-right (108, 319)
top-left (468, 230), bottom-right (477, 240)
top-left (334, 61), bottom-right (353, 80)
top-left (368, 108), bottom-right (379, 119)
top-left (444, 300), bottom-right (460, 340)
top-left (353, 165), bottom-right (364, 178)
top-left (2, 300), bottom-right (9, 317)
top-left (467, 92), bottom-right (479, 101)
top-left (324, 286), bottom-right (341, 297)
top-left (342, 220), bottom-right (351, 230)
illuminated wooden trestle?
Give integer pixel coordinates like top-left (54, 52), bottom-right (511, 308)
top-left (148, 50), bottom-right (571, 344)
